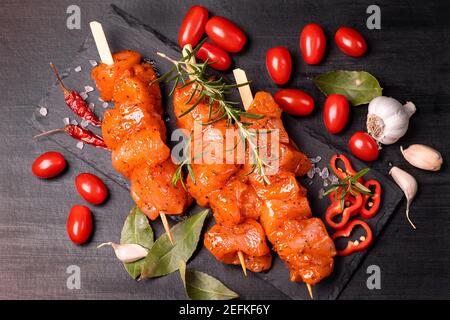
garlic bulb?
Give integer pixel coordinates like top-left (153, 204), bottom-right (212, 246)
top-left (401, 144), bottom-right (443, 171)
top-left (389, 166), bottom-right (418, 229)
top-left (367, 96), bottom-right (416, 145)
top-left (97, 242), bottom-right (148, 263)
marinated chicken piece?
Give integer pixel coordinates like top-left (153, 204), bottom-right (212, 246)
top-left (241, 92), bottom-right (290, 144)
top-left (271, 218), bottom-right (336, 285)
top-left (209, 177), bottom-right (262, 226)
top-left (111, 129), bottom-right (170, 178)
top-left (204, 219), bottom-right (272, 272)
top-left (113, 69), bottom-right (160, 115)
top-left (102, 103), bottom-right (166, 150)
top-left (91, 50), bottom-right (141, 101)
top-left (173, 84), bottom-right (224, 130)
top-left (183, 116), bottom-right (240, 207)
top-left (130, 160), bottom-right (192, 220)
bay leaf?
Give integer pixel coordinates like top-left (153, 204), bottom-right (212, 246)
top-left (178, 261), bottom-right (239, 300)
top-left (140, 209), bottom-right (209, 279)
top-left (312, 70), bottom-right (382, 106)
top-left (120, 206), bottom-right (154, 279)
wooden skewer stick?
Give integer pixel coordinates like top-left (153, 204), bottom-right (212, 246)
top-left (160, 212), bottom-right (174, 245)
top-left (89, 21), bottom-right (114, 66)
top-left (307, 283), bottom-right (313, 299)
top-left (237, 251), bottom-right (247, 277)
top-left (182, 46), bottom-right (247, 277)
top-left (234, 68), bottom-right (313, 297)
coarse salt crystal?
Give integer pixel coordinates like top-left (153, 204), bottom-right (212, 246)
top-left (98, 97), bottom-right (104, 102)
top-left (76, 141), bottom-right (84, 150)
top-left (321, 167), bottom-right (329, 179)
top-left (84, 85), bottom-right (94, 93)
top-left (314, 167), bottom-right (321, 173)
top-left (323, 180), bottom-right (329, 187)
top-left (80, 92), bottom-right (88, 100)
top-left (71, 119), bottom-right (78, 126)
top-left (39, 107), bottom-right (48, 116)
top-left (310, 156), bottom-right (322, 164)
top-left (88, 103), bottom-right (95, 111)
top-left (89, 59), bottom-right (98, 67)
top-left (63, 117), bottom-right (70, 125)
top-left (74, 66), bottom-right (82, 72)
top-left (102, 102), bottom-right (109, 109)
top-left (307, 168), bottom-right (315, 179)
top-left (80, 119), bottom-right (89, 128)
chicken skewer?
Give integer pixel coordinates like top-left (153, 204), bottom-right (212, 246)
top-left (181, 45), bottom-right (250, 275)
top-left (90, 21), bottom-right (191, 243)
top-left (233, 68), bottom-right (335, 299)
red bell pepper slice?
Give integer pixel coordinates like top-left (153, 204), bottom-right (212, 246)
top-left (360, 179), bottom-right (382, 219)
top-left (331, 219), bottom-right (373, 256)
top-left (325, 191), bottom-right (363, 229)
top-left (329, 154), bottom-right (364, 183)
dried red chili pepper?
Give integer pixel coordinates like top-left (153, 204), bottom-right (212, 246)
top-left (330, 154), bottom-right (363, 183)
top-left (34, 124), bottom-right (108, 149)
top-left (331, 219), bottom-right (373, 256)
top-left (50, 63), bottom-right (101, 127)
top-left (325, 191), bottom-right (363, 229)
top-left (360, 179), bottom-right (382, 219)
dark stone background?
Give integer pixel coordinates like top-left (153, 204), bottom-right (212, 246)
top-left (0, 0), bottom-right (449, 299)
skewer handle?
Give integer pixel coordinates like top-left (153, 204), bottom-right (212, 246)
top-left (182, 44), bottom-right (196, 80)
top-left (160, 212), bottom-right (174, 245)
top-left (237, 251), bottom-right (247, 277)
top-left (233, 68), bottom-right (253, 111)
top-left (90, 21), bottom-right (114, 66)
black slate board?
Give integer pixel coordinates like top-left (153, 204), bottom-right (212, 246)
top-left (31, 5), bottom-right (402, 300)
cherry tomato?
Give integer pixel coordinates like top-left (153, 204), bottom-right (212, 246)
top-left (323, 94), bottom-right (350, 134)
top-left (349, 132), bottom-right (379, 161)
top-left (178, 5), bottom-right (209, 48)
top-left (32, 151), bottom-right (66, 179)
top-left (274, 89), bottom-right (315, 116)
top-left (75, 173), bottom-right (108, 205)
top-left (205, 16), bottom-right (247, 53)
top-left (265, 46), bottom-right (292, 85)
top-left (335, 27), bottom-right (367, 57)
top-left (299, 23), bottom-right (326, 64)
top-left (196, 42), bottom-right (232, 71)
top-left (67, 205), bottom-right (93, 245)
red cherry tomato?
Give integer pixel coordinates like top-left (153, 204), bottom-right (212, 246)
top-left (178, 5), bottom-right (209, 48)
top-left (205, 16), bottom-right (247, 53)
top-left (75, 173), bottom-right (108, 205)
top-left (67, 205), bottom-right (93, 245)
top-left (265, 46), bottom-right (292, 85)
top-left (349, 132), bottom-right (379, 161)
top-left (335, 27), bottom-right (367, 57)
top-left (196, 42), bottom-right (232, 71)
top-left (323, 94), bottom-right (350, 134)
top-left (300, 23), bottom-right (327, 64)
top-left (274, 89), bottom-right (315, 116)
top-left (32, 151), bottom-right (66, 179)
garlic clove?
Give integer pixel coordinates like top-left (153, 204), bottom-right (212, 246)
top-left (98, 242), bottom-right (148, 263)
top-left (389, 166), bottom-right (418, 229)
top-left (401, 144), bottom-right (443, 171)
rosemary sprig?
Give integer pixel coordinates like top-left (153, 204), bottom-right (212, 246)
top-left (324, 167), bottom-right (373, 209)
top-left (155, 40), bottom-right (271, 185)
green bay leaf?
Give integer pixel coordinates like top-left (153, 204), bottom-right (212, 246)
top-left (312, 70), bottom-right (382, 106)
top-left (120, 206), bottom-right (154, 279)
top-left (178, 261), bottom-right (238, 300)
top-left (140, 209), bottom-right (209, 279)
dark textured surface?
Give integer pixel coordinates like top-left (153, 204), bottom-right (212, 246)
top-left (1, 0), bottom-right (449, 300)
